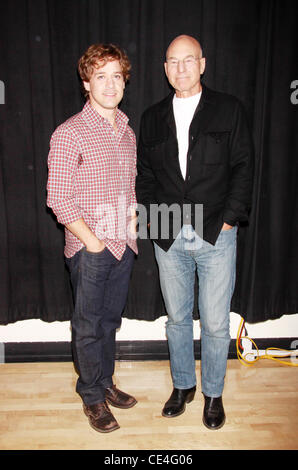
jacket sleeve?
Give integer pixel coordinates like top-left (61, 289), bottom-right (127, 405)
top-left (136, 115), bottom-right (158, 223)
top-left (223, 100), bottom-right (254, 225)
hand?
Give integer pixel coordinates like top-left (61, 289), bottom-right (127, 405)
top-left (86, 239), bottom-right (106, 253)
top-left (221, 222), bottom-right (233, 231)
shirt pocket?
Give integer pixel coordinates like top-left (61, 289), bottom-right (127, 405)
top-left (202, 130), bottom-right (231, 165)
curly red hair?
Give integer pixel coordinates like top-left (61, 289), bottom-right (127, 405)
top-left (78, 43), bottom-right (131, 97)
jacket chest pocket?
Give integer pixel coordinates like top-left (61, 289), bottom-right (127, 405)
top-left (202, 130), bottom-right (230, 165)
top-left (146, 141), bottom-right (166, 170)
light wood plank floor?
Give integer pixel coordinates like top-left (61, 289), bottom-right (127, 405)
top-left (0, 359), bottom-right (297, 450)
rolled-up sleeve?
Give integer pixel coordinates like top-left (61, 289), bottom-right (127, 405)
top-left (46, 126), bottom-right (82, 226)
top-left (129, 160), bottom-right (138, 212)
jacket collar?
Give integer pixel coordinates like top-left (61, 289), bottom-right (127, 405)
top-left (161, 83), bottom-right (215, 109)
top-left (161, 83), bottom-right (216, 136)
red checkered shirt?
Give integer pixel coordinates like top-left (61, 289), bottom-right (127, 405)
top-left (47, 101), bottom-right (138, 260)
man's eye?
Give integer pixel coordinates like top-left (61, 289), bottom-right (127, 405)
top-left (97, 75), bottom-right (105, 80)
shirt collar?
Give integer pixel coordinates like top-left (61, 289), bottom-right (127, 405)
top-left (81, 100), bottom-right (129, 132)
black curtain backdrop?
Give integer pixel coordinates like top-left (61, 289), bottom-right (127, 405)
top-left (0, 0), bottom-right (297, 325)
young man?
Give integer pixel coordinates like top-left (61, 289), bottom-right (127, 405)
top-left (136, 35), bottom-right (254, 429)
top-left (47, 44), bottom-right (138, 433)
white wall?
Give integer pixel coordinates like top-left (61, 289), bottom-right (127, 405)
top-left (0, 312), bottom-right (297, 343)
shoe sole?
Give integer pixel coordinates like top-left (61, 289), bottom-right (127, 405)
top-left (162, 393), bottom-right (195, 418)
top-left (83, 407), bottom-right (120, 433)
top-left (88, 420), bottom-right (120, 433)
top-left (202, 415), bottom-right (226, 430)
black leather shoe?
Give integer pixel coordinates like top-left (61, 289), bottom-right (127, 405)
top-left (203, 394), bottom-right (226, 430)
top-left (162, 386), bottom-right (196, 418)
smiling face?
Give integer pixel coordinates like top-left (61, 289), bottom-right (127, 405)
top-left (164, 35), bottom-right (206, 98)
top-left (83, 59), bottom-right (125, 118)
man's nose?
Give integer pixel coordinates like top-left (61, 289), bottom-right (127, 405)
top-left (106, 76), bottom-right (115, 87)
top-left (177, 60), bottom-right (186, 72)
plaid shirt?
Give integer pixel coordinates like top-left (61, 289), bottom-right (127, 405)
top-left (47, 101), bottom-right (138, 260)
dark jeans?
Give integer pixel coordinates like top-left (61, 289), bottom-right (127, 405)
top-left (66, 245), bottom-right (134, 406)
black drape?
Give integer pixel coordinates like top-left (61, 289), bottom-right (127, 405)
top-left (0, 0), bottom-right (297, 325)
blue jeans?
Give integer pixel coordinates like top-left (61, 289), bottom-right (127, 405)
top-left (66, 245), bottom-right (134, 406)
top-left (154, 225), bottom-right (237, 397)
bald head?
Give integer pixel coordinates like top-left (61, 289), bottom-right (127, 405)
top-left (164, 34), bottom-right (206, 98)
top-left (166, 35), bottom-right (203, 61)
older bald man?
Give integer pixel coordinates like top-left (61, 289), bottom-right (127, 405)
top-left (136, 35), bottom-right (254, 429)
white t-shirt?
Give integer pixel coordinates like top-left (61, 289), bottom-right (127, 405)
top-left (173, 92), bottom-right (201, 179)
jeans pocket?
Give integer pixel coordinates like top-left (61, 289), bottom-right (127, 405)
top-left (80, 247), bottom-right (112, 281)
top-left (84, 246), bottom-right (106, 257)
top-left (215, 225), bottom-right (236, 247)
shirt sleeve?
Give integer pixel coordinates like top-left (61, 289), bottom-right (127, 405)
top-left (126, 129), bottom-right (138, 212)
top-left (129, 155), bottom-right (138, 212)
top-left (46, 126), bottom-right (82, 226)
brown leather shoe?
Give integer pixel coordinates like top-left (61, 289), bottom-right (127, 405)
top-left (105, 385), bottom-right (137, 409)
top-left (83, 402), bottom-right (120, 433)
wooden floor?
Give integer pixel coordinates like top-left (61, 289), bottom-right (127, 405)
top-left (0, 359), bottom-right (297, 450)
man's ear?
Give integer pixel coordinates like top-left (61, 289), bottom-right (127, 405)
top-left (83, 81), bottom-right (90, 92)
top-left (164, 62), bottom-right (168, 78)
top-left (200, 58), bottom-right (206, 75)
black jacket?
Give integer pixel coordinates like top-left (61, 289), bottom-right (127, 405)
top-left (136, 85), bottom-right (254, 251)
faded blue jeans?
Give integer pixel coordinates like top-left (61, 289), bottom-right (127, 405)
top-left (154, 225), bottom-right (237, 397)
